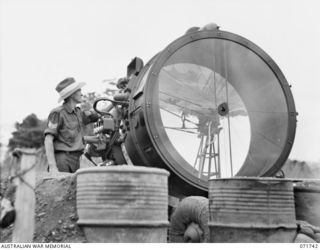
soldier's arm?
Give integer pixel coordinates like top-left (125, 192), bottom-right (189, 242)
top-left (44, 134), bottom-right (57, 170)
top-left (44, 110), bottom-right (60, 171)
top-left (82, 109), bottom-right (100, 125)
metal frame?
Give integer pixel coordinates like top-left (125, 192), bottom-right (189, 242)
top-left (141, 29), bottom-right (297, 191)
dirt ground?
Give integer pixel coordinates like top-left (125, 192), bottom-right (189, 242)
top-left (0, 173), bottom-right (87, 243)
top-left (0, 155), bottom-right (97, 243)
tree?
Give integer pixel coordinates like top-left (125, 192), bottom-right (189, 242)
top-left (81, 92), bottom-right (101, 111)
top-left (103, 81), bottom-right (117, 97)
top-left (8, 113), bottom-right (46, 151)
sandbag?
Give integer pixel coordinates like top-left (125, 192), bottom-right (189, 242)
top-left (169, 196), bottom-right (209, 243)
top-left (294, 233), bottom-right (317, 243)
top-left (314, 233), bottom-right (320, 243)
top-left (184, 222), bottom-right (203, 242)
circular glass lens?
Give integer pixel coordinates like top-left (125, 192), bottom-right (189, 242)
top-left (155, 38), bottom-right (288, 179)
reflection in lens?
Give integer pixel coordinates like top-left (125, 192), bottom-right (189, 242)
top-left (159, 63), bottom-right (250, 179)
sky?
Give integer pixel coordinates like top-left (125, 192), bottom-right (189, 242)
top-left (0, 0), bottom-right (320, 162)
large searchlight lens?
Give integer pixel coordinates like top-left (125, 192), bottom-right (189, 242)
top-left (124, 29), bottom-right (297, 197)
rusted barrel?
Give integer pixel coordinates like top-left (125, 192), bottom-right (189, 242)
top-left (208, 178), bottom-right (297, 242)
top-left (294, 179), bottom-right (320, 227)
top-left (76, 165), bottom-right (170, 243)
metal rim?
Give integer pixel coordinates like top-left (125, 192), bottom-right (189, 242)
top-left (208, 177), bottom-right (295, 181)
top-left (76, 165), bottom-right (170, 176)
top-left (207, 222), bottom-right (297, 229)
top-left (143, 29), bottom-right (297, 190)
top-left (77, 220), bottom-right (170, 227)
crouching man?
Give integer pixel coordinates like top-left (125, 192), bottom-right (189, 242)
top-left (44, 77), bottom-right (99, 173)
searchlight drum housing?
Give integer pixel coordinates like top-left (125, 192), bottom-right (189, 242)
top-left (123, 29), bottom-right (297, 197)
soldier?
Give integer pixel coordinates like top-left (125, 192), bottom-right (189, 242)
top-left (44, 77), bottom-right (99, 173)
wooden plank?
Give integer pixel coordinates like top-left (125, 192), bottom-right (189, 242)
top-left (12, 148), bottom-right (39, 243)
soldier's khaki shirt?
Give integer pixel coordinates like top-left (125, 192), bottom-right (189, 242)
top-left (44, 102), bottom-right (99, 152)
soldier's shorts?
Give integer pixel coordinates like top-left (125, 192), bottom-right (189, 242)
top-left (55, 151), bottom-right (83, 173)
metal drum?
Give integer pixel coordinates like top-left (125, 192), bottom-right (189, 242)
top-left (76, 165), bottom-right (170, 243)
top-left (208, 178), bottom-right (297, 242)
top-left (294, 179), bottom-right (320, 227)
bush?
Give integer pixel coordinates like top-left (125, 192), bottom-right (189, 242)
top-left (8, 113), bottom-right (46, 151)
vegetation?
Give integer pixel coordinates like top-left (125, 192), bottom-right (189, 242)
top-left (8, 113), bottom-right (46, 151)
top-left (81, 82), bottom-right (116, 110)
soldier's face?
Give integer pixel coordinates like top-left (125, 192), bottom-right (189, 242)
top-left (71, 89), bottom-right (82, 103)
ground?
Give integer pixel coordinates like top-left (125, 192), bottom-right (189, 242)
top-left (0, 154), bottom-right (96, 243)
top-left (0, 173), bottom-right (87, 243)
